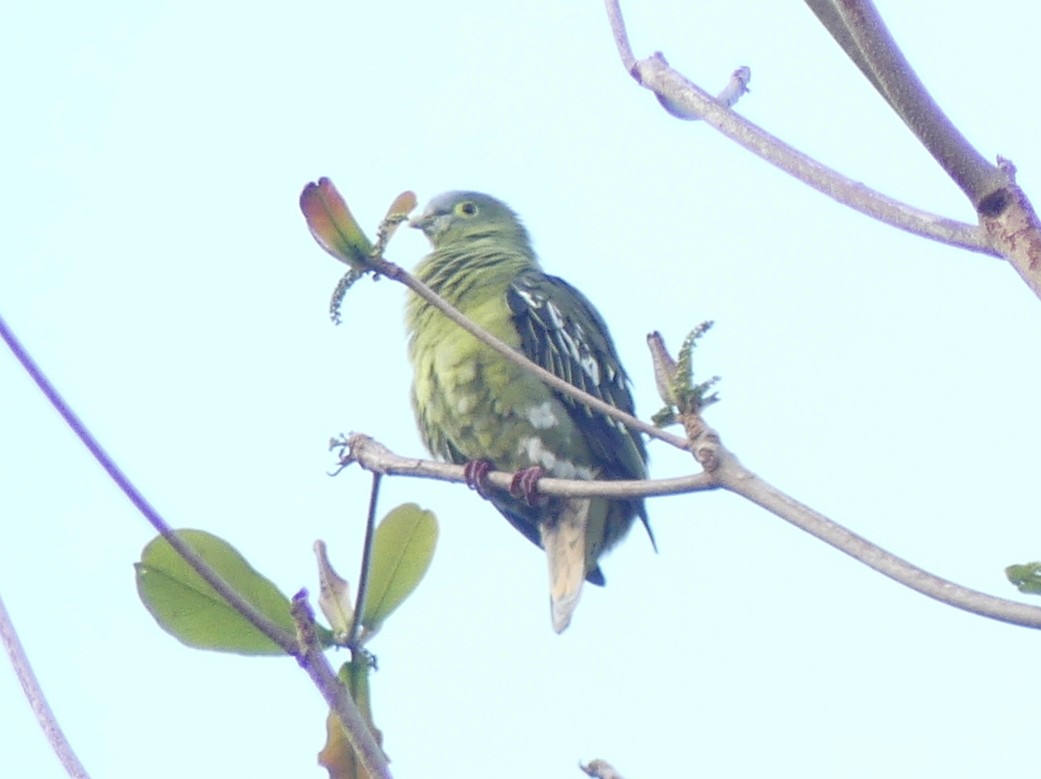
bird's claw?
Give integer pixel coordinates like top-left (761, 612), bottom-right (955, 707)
top-left (510, 465), bottom-right (546, 505)
top-left (463, 459), bottom-right (494, 498)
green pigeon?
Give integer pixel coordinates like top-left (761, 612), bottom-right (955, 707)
top-left (405, 191), bottom-right (651, 632)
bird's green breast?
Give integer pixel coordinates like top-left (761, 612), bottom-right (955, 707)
top-left (406, 246), bottom-right (595, 476)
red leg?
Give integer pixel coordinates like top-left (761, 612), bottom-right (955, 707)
top-left (510, 465), bottom-right (546, 505)
top-left (463, 459), bottom-right (494, 498)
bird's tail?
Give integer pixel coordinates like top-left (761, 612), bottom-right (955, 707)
top-left (540, 498), bottom-right (593, 633)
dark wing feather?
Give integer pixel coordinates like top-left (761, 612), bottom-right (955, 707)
top-left (491, 270), bottom-right (653, 581)
top-left (506, 269), bottom-right (649, 489)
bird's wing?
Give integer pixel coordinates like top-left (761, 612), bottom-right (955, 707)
top-left (506, 269), bottom-right (648, 485)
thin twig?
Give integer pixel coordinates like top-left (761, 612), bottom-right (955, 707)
top-left (715, 67), bottom-right (751, 109)
top-left (0, 313), bottom-right (297, 656)
top-left (655, 65), bottom-right (752, 120)
top-left (347, 473), bottom-right (381, 647)
top-left (0, 594), bottom-right (90, 779)
top-left (719, 460), bottom-right (1041, 629)
top-left (604, 0), bottom-right (636, 73)
top-left (342, 428), bottom-right (1041, 630)
top-left (641, 56), bottom-right (992, 254)
top-left (639, 330), bottom-right (1041, 630)
top-left (0, 312), bottom-right (391, 777)
top-left (606, 0), bottom-right (749, 117)
top-left (338, 433), bottom-right (717, 498)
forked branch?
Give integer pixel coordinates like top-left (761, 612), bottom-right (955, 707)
top-left (602, 0), bottom-right (996, 257)
top-left (604, 0), bottom-right (1041, 299)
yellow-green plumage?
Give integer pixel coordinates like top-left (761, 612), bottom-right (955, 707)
top-left (406, 192), bottom-right (650, 632)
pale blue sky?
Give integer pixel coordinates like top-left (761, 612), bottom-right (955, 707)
top-left (4, 2), bottom-right (1041, 777)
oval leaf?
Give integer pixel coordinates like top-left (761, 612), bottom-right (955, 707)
top-left (136, 529), bottom-right (297, 655)
top-left (361, 504), bottom-right (438, 632)
top-left (300, 178), bottom-right (375, 271)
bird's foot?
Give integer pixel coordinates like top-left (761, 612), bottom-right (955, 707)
top-left (463, 459), bottom-right (494, 498)
top-left (510, 465), bottom-right (547, 506)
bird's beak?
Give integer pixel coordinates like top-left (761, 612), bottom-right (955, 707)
top-left (410, 209), bottom-right (449, 244)
top-left (408, 212), bottom-right (431, 231)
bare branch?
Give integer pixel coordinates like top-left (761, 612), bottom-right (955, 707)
top-left (643, 331), bottom-right (1041, 630)
top-left (719, 460), bottom-right (1041, 629)
top-left (804, 0), bottom-right (889, 101)
top-left (655, 65), bottom-right (751, 119)
top-left (826, 0), bottom-right (1008, 209)
top-left (607, 0), bottom-right (749, 116)
top-left (581, 758), bottom-right (626, 779)
top-left (337, 433), bottom-right (716, 499)
top-left (601, 3), bottom-right (997, 256)
top-left (716, 66), bottom-right (751, 109)
top-left (603, 0), bottom-right (636, 73)
top-left (1, 594), bottom-right (90, 779)
top-left (634, 55), bottom-right (993, 255)
top-left (341, 429), bottom-right (1041, 632)
top-left (630, 1), bottom-right (1041, 298)
top-left (807, 3), bottom-right (1041, 300)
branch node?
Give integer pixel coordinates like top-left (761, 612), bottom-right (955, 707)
top-left (328, 434), bottom-right (357, 475)
top-left (646, 53), bottom-right (751, 119)
top-left (646, 328), bottom-right (726, 472)
top-left (977, 188), bottom-right (1012, 218)
top-left (997, 155), bottom-right (1018, 182)
top-left (717, 65), bottom-right (752, 108)
top-left (581, 758), bottom-right (625, 779)
top-left (289, 588), bottom-right (319, 666)
top-left (689, 425), bottom-right (723, 474)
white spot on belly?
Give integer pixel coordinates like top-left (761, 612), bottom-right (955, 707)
top-left (520, 437), bottom-right (594, 480)
top-left (526, 401), bottom-right (560, 430)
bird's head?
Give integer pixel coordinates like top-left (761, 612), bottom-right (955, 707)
top-left (409, 191), bottom-right (531, 249)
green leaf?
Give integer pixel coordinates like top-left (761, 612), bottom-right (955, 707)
top-left (300, 179), bottom-right (417, 324)
top-left (299, 178), bottom-right (377, 272)
top-left (360, 504), bottom-right (438, 632)
top-left (1006, 562), bottom-right (1041, 595)
top-left (136, 529), bottom-right (318, 655)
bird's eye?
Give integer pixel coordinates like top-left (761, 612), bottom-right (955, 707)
top-left (457, 201), bottom-right (478, 216)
